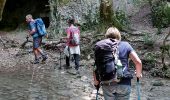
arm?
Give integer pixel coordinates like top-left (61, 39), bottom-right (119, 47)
top-left (29, 28), bottom-right (36, 35)
top-left (28, 22), bottom-right (36, 36)
top-left (129, 51), bottom-right (142, 78)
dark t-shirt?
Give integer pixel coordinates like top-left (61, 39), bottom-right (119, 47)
top-left (29, 21), bottom-right (39, 38)
top-left (118, 41), bottom-right (134, 85)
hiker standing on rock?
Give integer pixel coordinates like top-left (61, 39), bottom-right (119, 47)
top-left (93, 27), bottom-right (142, 100)
top-left (26, 14), bottom-right (48, 64)
top-left (64, 17), bottom-right (80, 74)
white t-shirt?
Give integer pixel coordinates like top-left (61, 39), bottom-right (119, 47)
top-left (69, 45), bottom-right (80, 55)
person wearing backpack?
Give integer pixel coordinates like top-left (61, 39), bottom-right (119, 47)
top-left (65, 17), bottom-right (80, 74)
top-left (26, 14), bottom-right (48, 64)
top-left (93, 27), bottom-right (142, 100)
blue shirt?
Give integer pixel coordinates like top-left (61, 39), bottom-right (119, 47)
top-left (29, 21), bottom-right (39, 38)
top-left (119, 41), bottom-right (134, 70)
top-left (118, 41), bottom-right (134, 85)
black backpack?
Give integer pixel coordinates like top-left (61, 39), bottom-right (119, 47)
top-left (94, 38), bottom-right (123, 81)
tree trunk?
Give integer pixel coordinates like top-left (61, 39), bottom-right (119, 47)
top-left (100, 0), bottom-right (113, 25)
top-left (48, 0), bottom-right (61, 38)
top-left (0, 0), bottom-right (6, 21)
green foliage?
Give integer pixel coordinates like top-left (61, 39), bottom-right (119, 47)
top-left (132, 0), bottom-right (141, 6)
top-left (150, 1), bottom-right (169, 28)
top-left (142, 52), bottom-right (157, 71)
top-left (142, 32), bottom-right (155, 47)
top-left (132, 0), bottom-right (148, 6)
top-left (160, 44), bottom-right (170, 57)
top-left (144, 52), bottom-right (156, 62)
top-left (151, 67), bottom-right (170, 78)
top-left (164, 2), bottom-right (170, 23)
top-left (58, 0), bottom-right (70, 5)
top-left (80, 10), bottom-right (100, 32)
top-left (94, 10), bottom-right (129, 33)
top-left (165, 68), bottom-right (170, 78)
top-left (80, 16), bottom-right (98, 32)
top-left (73, 2), bottom-right (129, 33)
top-left (113, 10), bottom-right (130, 30)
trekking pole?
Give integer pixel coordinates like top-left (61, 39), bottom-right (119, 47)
top-left (95, 84), bottom-right (100, 100)
top-left (96, 89), bottom-right (98, 100)
top-left (137, 77), bottom-right (141, 100)
top-left (59, 50), bottom-right (61, 69)
top-left (58, 39), bottom-right (62, 69)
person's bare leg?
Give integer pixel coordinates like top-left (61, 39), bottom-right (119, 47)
top-left (33, 48), bottom-right (40, 64)
top-left (37, 48), bottom-right (48, 62)
top-left (37, 48), bottom-right (44, 55)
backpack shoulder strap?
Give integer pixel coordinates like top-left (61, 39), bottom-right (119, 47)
top-left (69, 27), bottom-right (74, 38)
top-left (69, 26), bottom-right (78, 37)
top-left (110, 39), bottom-right (120, 61)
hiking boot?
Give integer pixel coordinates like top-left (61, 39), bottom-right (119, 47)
top-left (33, 59), bottom-right (39, 64)
top-left (76, 71), bottom-right (81, 78)
top-left (76, 69), bottom-right (80, 75)
top-left (65, 66), bottom-right (72, 69)
top-left (58, 67), bottom-right (62, 70)
top-left (63, 64), bottom-right (71, 69)
top-left (42, 55), bottom-right (48, 62)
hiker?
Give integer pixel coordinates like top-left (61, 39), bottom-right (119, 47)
top-left (65, 17), bottom-right (80, 74)
top-left (25, 14), bottom-right (48, 64)
top-left (93, 27), bottom-right (142, 100)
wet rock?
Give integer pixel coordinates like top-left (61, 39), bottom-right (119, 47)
top-left (152, 80), bottom-right (164, 86)
top-left (81, 76), bottom-right (88, 82)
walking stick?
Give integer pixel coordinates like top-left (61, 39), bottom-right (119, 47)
top-left (58, 39), bottom-right (62, 69)
top-left (137, 77), bottom-right (141, 100)
top-left (59, 50), bottom-right (61, 69)
top-left (95, 85), bottom-right (100, 100)
top-left (96, 89), bottom-right (98, 100)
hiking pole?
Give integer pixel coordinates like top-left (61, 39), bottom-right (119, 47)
top-left (58, 39), bottom-right (62, 69)
top-left (95, 84), bottom-right (100, 100)
top-left (96, 89), bottom-right (98, 100)
top-left (137, 77), bottom-right (141, 100)
top-left (59, 50), bottom-right (61, 69)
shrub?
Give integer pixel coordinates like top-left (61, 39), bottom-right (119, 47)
top-left (143, 32), bottom-right (155, 47)
top-left (150, 1), bottom-right (169, 28)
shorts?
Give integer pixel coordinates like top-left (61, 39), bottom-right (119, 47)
top-left (102, 84), bottom-right (131, 100)
top-left (33, 37), bottom-right (42, 49)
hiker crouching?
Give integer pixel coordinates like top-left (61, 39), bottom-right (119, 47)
top-left (26, 14), bottom-right (48, 64)
top-left (93, 27), bottom-right (142, 100)
top-left (65, 17), bottom-right (80, 74)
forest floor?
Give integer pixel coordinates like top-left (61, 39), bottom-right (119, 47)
top-left (0, 3), bottom-right (170, 100)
